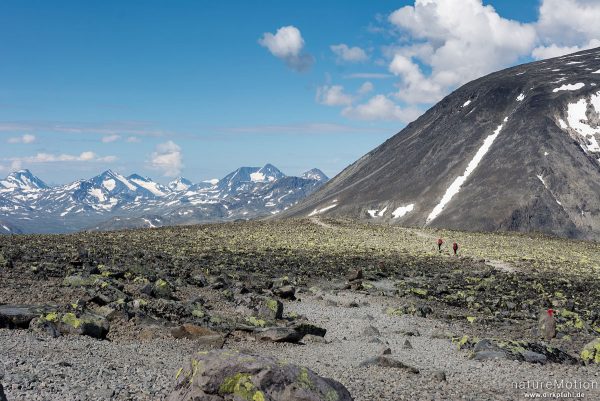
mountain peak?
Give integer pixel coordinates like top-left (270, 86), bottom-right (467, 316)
top-left (0, 169), bottom-right (48, 190)
top-left (301, 168), bottom-right (329, 182)
top-left (168, 177), bottom-right (193, 191)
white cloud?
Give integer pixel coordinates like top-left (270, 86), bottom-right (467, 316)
top-left (532, 40), bottom-right (600, 60)
top-left (330, 44), bottom-right (369, 63)
top-left (534, 0), bottom-right (600, 59)
top-left (127, 136), bottom-right (141, 143)
top-left (150, 140), bottom-right (183, 177)
top-left (342, 95), bottom-right (422, 123)
top-left (7, 134), bottom-right (36, 144)
top-left (5, 151), bottom-right (116, 165)
top-left (532, 0), bottom-right (600, 60)
top-left (259, 26), bottom-right (314, 72)
top-left (387, 0), bottom-right (536, 104)
top-left (358, 82), bottom-right (374, 95)
top-left (101, 134), bottom-right (121, 143)
top-left (316, 85), bottom-right (353, 106)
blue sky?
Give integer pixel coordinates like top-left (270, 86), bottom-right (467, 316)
top-left (0, 0), bottom-right (598, 185)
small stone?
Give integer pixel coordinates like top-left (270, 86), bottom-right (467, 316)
top-left (433, 370), bottom-right (447, 382)
top-left (402, 339), bottom-right (413, 349)
top-left (380, 347), bottom-right (392, 355)
top-left (359, 356), bottom-right (419, 373)
top-left (363, 325), bottom-right (381, 336)
top-left (346, 268), bottom-right (363, 282)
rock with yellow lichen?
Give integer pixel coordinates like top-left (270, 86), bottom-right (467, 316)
top-left (167, 350), bottom-right (352, 401)
top-left (581, 338), bottom-right (600, 364)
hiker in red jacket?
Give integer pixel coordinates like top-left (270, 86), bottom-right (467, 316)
top-left (437, 238), bottom-right (444, 252)
top-left (453, 242), bottom-right (459, 256)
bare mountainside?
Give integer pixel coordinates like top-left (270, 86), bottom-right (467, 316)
top-left (282, 48), bottom-right (600, 239)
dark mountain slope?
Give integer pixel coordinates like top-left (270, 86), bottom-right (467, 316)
top-left (282, 48), bottom-right (600, 239)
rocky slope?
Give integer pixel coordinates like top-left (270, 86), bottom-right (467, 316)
top-left (0, 165), bottom-right (328, 234)
top-left (283, 47), bottom-right (600, 239)
top-left (1, 220), bottom-right (599, 400)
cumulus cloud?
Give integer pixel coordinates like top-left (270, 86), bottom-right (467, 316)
top-left (532, 0), bottom-right (600, 59)
top-left (7, 134), bottom-right (36, 144)
top-left (150, 140), bottom-right (183, 177)
top-left (342, 95), bottom-right (423, 123)
top-left (330, 44), bottom-right (369, 63)
top-left (258, 26), bottom-right (314, 72)
top-left (316, 85), bottom-right (353, 106)
top-left (387, 0), bottom-right (536, 105)
top-left (101, 134), bottom-right (121, 143)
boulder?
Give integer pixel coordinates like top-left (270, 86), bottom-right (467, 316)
top-left (31, 311), bottom-right (109, 339)
top-left (359, 356), bottom-right (419, 373)
top-left (0, 381), bottom-right (6, 401)
top-left (171, 324), bottom-right (224, 347)
top-left (469, 339), bottom-right (577, 365)
top-left (346, 269), bottom-right (363, 282)
top-left (581, 338), bottom-right (600, 364)
top-left (0, 304), bottom-right (56, 329)
top-left (256, 327), bottom-right (305, 343)
top-left (273, 285), bottom-right (296, 300)
top-left (236, 294), bottom-right (283, 321)
top-left (167, 350), bottom-right (352, 401)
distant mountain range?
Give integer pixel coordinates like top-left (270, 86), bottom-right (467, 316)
top-left (283, 47), bottom-right (600, 240)
top-left (0, 164), bottom-right (328, 234)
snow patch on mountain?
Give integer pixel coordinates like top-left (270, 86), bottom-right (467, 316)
top-left (565, 94), bottom-right (600, 156)
top-left (308, 201), bottom-right (337, 217)
top-left (392, 204), bottom-right (415, 219)
top-left (553, 83), bottom-right (585, 92)
top-left (427, 118), bottom-right (508, 224)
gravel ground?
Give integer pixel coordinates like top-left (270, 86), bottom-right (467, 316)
top-left (1, 289), bottom-right (599, 401)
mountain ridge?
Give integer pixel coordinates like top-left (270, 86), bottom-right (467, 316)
top-left (0, 164), bottom-right (328, 234)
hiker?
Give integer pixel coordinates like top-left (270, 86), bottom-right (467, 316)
top-left (452, 242), bottom-right (459, 256)
top-left (437, 238), bottom-right (444, 252)
top-left (538, 309), bottom-right (556, 341)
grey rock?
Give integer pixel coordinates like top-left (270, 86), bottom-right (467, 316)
top-left (167, 350), bottom-right (352, 401)
top-left (359, 356), bottom-right (419, 373)
top-left (363, 325), bottom-right (381, 336)
top-left (521, 350), bottom-right (547, 364)
top-left (473, 351), bottom-right (507, 361)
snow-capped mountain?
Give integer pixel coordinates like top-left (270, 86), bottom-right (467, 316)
top-left (168, 177), bottom-right (193, 192)
top-left (283, 47), bottom-right (600, 240)
top-left (301, 168), bottom-right (329, 182)
top-left (0, 164), bottom-right (328, 234)
top-left (0, 169), bottom-right (48, 190)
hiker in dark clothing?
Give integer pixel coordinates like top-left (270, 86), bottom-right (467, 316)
top-left (437, 238), bottom-right (444, 252)
top-left (453, 242), bottom-right (459, 256)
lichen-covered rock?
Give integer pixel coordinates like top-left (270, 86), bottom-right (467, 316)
top-left (236, 294), bottom-right (283, 321)
top-left (167, 350), bottom-right (353, 401)
top-left (31, 311), bottom-right (109, 339)
top-left (465, 338), bottom-right (577, 364)
top-left (152, 278), bottom-right (175, 299)
top-left (581, 338), bottom-right (600, 364)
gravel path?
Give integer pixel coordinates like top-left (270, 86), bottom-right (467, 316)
top-left (1, 289), bottom-right (599, 401)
